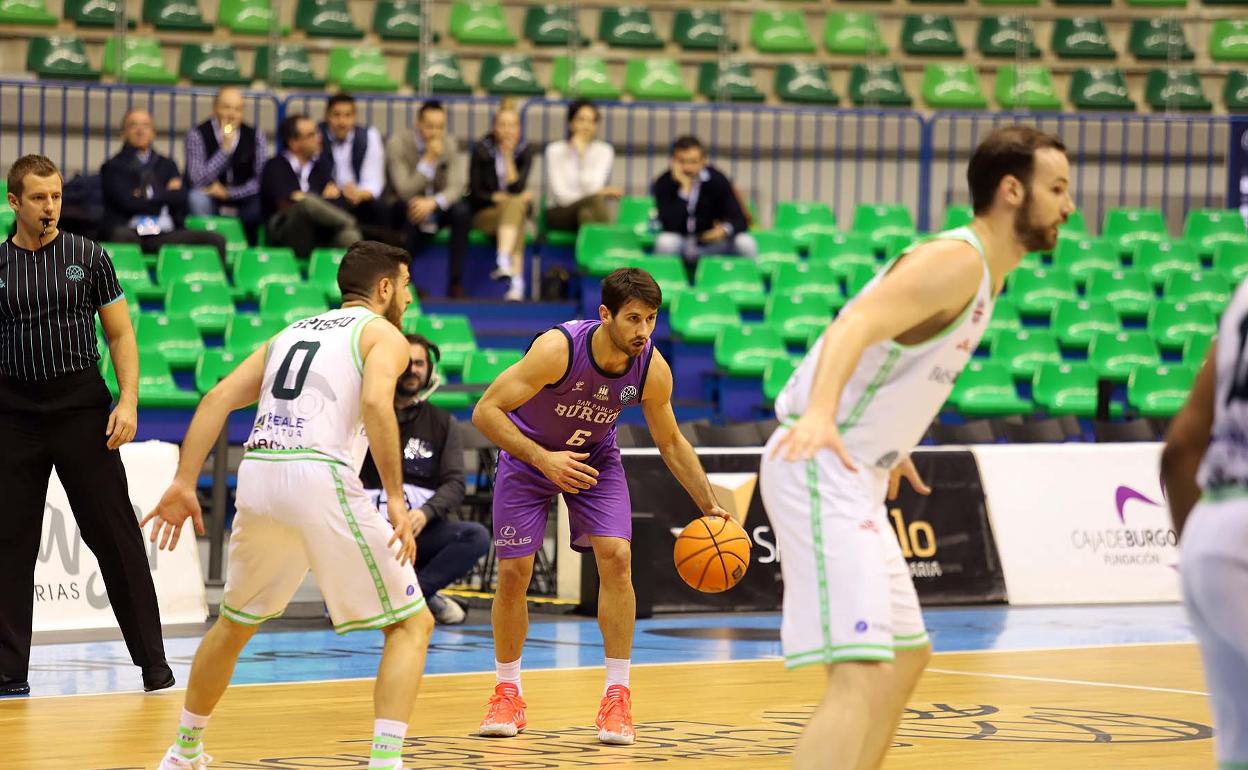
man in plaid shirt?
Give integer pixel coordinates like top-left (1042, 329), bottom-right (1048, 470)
top-left (185, 87), bottom-right (268, 244)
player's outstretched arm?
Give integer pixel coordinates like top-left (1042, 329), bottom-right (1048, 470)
top-left (1162, 342), bottom-right (1216, 536)
top-left (773, 241), bottom-right (984, 466)
top-left (641, 351), bottom-right (729, 520)
top-left (360, 319), bottom-right (418, 566)
top-left (140, 342), bottom-right (269, 550)
top-left (471, 329), bottom-right (598, 495)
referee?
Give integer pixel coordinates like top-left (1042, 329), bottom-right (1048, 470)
top-left (0, 154), bottom-right (172, 696)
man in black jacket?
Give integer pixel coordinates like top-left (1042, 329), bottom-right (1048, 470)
top-left (360, 333), bottom-right (489, 625)
top-left (259, 114), bottom-right (363, 259)
top-left (651, 135), bottom-right (757, 272)
top-left (100, 109), bottom-right (227, 262)
top-left (185, 87), bottom-right (267, 244)
top-left (314, 93), bottom-right (392, 232)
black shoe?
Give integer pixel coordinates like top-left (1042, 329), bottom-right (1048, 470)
top-left (142, 662), bottom-right (175, 692)
top-left (0, 676), bottom-right (30, 697)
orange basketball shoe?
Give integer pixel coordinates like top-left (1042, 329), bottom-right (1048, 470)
top-left (479, 682), bottom-right (527, 737)
top-left (596, 684), bottom-right (636, 745)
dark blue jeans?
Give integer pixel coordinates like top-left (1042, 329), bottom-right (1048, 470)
top-left (415, 516), bottom-right (490, 598)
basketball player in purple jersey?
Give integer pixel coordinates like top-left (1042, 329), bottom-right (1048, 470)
top-left (471, 268), bottom-right (729, 745)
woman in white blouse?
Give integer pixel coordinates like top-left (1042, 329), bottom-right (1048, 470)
top-left (543, 100), bottom-right (623, 232)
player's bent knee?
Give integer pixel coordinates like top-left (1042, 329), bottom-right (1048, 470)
top-left (384, 611), bottom-right (435, 644)
top-left (594, 542), bottom-right (632, 579)
top-left (497, 557), bottom-right (535, 590)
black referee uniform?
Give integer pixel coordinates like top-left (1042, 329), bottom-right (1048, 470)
top-left (0, 230), bottom-right (169, 693)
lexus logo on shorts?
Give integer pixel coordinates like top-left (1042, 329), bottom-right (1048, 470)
top-left (500, 525), bottom-right (517, 538)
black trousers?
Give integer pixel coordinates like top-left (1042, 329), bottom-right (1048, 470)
top-left (0, 367), bottom-right (166, 681)
top-left (404, 200), bottom-right (473, 292)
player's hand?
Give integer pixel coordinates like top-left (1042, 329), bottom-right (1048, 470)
top-left (769, 413), bottom-right (857, 470)
top-left (539, 450), bottom-right (599, 495)
top-left (139, 480), bottom-right (205, 551)
top-left (387, 503), bottom-right (417, 567)
top-left (704, 504), bottom-right (732, 520)
top-left (887, 457), bottom-right (931, 501)
top-left (105, 399), bottom-right (138, 450)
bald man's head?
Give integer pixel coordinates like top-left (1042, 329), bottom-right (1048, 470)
top-left (214, 87), bottom-right (244, 130)
top-left (122, 109), bottom-right (155, 152)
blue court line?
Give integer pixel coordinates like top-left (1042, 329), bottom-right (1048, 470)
top-left (21, 604), bottom-right (1195, 697)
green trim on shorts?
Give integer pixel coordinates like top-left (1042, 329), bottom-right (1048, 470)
top-left (893, 632), bottom-right (932, 651)
top-left (330, 463), bottom-right (398, 624)
top-left (220, 603), bottom-right (285, 626)
top-left (838, 346), bottom-right (901, 433)
top-left (243, 448), bottom-right (348, 466)
top-left (804, 459), bottom-right (834, 655)
top-left (1203, 486), bottom-right (1248, 503)
top-left (334, 597), bottom-right (427, 634)
top-left (785, 645), bottom-right (896, 669)
top-left (1218, 762), bottom-right (1248, 770)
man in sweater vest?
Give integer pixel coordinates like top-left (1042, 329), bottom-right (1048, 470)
top-left (315, 93), bottom-right (393, 234)
top-left (184, 87), bottom-right (268, 244)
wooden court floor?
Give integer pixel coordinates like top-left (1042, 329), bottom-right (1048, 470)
top-left (0, 643), bottom-right (1214, 769)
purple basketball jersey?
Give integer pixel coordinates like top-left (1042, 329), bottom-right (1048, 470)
top-left (509, 319), bottom-right (653, 453)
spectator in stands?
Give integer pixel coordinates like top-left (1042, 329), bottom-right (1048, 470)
top-left (316, 93), bottom-right (392, 234)
top-left (185, 86), bottom-right (268, 245)
top-left (100, 109), bottom-right (227, 262)
top-left (651, 135), bottom-right (757, 271)
top-left (260, 114), bottom-right (363, 259)
top-left (543, 100), bottom-right (621, 233)
top-left (467, 99), bottom-right (535, 302)
top-left (360, 333), bottom-right (489, 626)
top-left (386, 100), bottom-right (473, 297)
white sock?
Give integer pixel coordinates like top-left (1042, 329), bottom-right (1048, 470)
top-left (508, 276), bottom-right (525, 296)
top-left (174, 708), bottom-right (210, 761)
top-left (496, 658), bottom-right (522, 695)
top-left (496, 251), bottom-right (511, 272)
top-left (369, 718), bottom-right (406, 770)
top-left (604, 657), bottom-right (630, 694)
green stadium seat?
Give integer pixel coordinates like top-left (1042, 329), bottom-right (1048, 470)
top-left (461, 349), bottom-right (522, 402)
top-left (1210, 20), bottom-right (1248, 61)
top-left (185, 215), bottom-right (247, 256)
top-left (715, 324), bottom-right (788, 378)
top-left (750, 10), bottom-right (816, 54)
top-left (766, 294), bottom-right (833, 344)
top-left (308, 248), bottom-right (344, 302)
top-left (1084, 269), bottom-right (1154, 319)
top-left (1093, 329), bottom-right (1158, 381)
top-left (1227, 71), bottom-right (1248, 112)
top-left (576, 225), bottom-right (644, 276)
top-left (996, 65), bottom-right (1062, 110)
top-left (774, 202), bottom-right (838, 250)
top-left (851, 204), bottom-right (916, 251)
top-left (774, 63), bottom-right (840, 106)
top-left (254, 45), bottom-right (325, 89)
top-left (219, 0), bottom-right (281, 35)
top-left (1052, 18), bottom-right (1116, 59)
top-left (1184, 209), bottom-right (1248, 257)
top-left (329, 47), bottom-right (397, 92)
top-left (809, 232), bottom-right (877, 280)
top-left (773, 262), bottom-right (847, 308)
top-left (551, 56), bottom-right (619, 99)
top-left (615, 196), bottom-right (656, 245)
top-left (991, 328), bottom-right (1062, 380)
top-left (295, 0), bottom-right (362, 38)
top-left (1147, 69), bottom-right (1213, 111)
top-left (695, 258), bottom-right (767, 311)
top-left (180, 44), bottom-right (249, 86)
top-left (625, 59), bottom-right (692, 101)
top-left (763, 358), bottom-right (797, 404)
top-left (699, 62), bottom-right (765, 103)
top-left (984, 296), bottom-right (1022, 348)
top-left (143, 0), bottom-right (210, 30)
top-left (1053, 236), bottom-right (1119, 284)
top-left (629, 256), bottom-right (686, 307)
top-left (1104, 207), bottom-right (1169, 255)
top-left (600, 7), bottom-right (662, 48)
top-left (27, 37), bottom-right (99, 81)
top-left (922, 63), bottom-right (988, 109)
top-left (156, 245), bottom-right (227, 301)
top-left (195, 348), bottom-right (241, 394)
top-left (1164, 271), bottom-right (1231, 314)
top-left (65, 0), bottom-right (128, 27)
top-left (1215, 241), bottom-right (1248, 283)
top-left (480, 54), bottom-right (544, 96)
top-left (1184, 334), bottom-right (1212, 367)
top-left (982, 0), bottom-right (1039, 5)
top-left (1062, 209), bottom-right (1089, 235)
top-left (233, 248), bottom-right (300, 301)
top-left (1130, 19), bottom-right (1195, 60)
top-left (1070, 68), bottom-right (1136, 110)
top-left (375, 0), bottom-right (438, 41)
top-left (824, 11), bottom-right (886, 56)
top-left (949, 360), bottom-right (1031, 417)
top-left (1129, 364), bottom-right (1197, 418)
top-left (902, 14), bottom-right (964, 56)
top-left (848, 63), bottom-right (913, 107)
top-left (136, 313), bottom-right (204, 369)
top-left (1007, 267), bottom-right (1077, 317)
top-left (524, 4), bottom-right (587, 47)
top-left (0, 0), bottom-right (60, 24)
top-left (978, 16), bottom-right (1040, 58)
top-left (167, 281), bottom-right (234, 334)
top-left (225, 314), bottom-right (283, 357)
top-left (1132, 240), bottom-right (1200, 287)
top-left (753, 231), bottom-right (801, 279)
top-left (1149, 299), bottom-right (1217, 352)
top-left (260, 283), bottom-right (328, 325)
top-left (672, 290), bottom-right (741, 344)
top-left (136, 354), bottom-right (201, 408)
top-left (941, 205), bottom-right (973, 230)
top-left (105, 243), bottom-right (153, 300)
top-left (404, 52), bottom-right (471, 94)
top-left (102, 38), bottom-right (176, 85)
top-left (1051, 298), bottom-right (1121, 349)
top-left (673, 9), bottom-right (733, 51)
top-left (414, 315), bottom-right (477, 372)
top-left (1032, 362), bottom-right (1103, 418)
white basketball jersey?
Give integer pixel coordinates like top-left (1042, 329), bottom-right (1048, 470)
top-left (775, 227), bottom-right (995, 470)
top-left (1199, 280), bottom-right (1248, 492)
top-left (244, 305), bottom-right (383, 471)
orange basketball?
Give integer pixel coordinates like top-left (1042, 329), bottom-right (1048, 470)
top-left (673, 516), bottom-right (752, 593)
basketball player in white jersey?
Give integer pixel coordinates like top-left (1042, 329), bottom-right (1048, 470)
top-left (1162, 288), bottom-right (1248, 770)
top-left (761, 125), bottom-right (1074, 770)
top-left (140, 241), bottom-right (434, 770)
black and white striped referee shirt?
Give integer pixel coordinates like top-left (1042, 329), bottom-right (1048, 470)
top-left (0, 231), bottom-right (125, 381)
